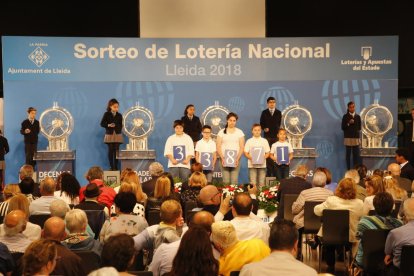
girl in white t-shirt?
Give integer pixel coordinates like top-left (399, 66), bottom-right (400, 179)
top-left (195, 125), bottom-right (217, 183)
top-left (270, 129), bottom-right (293, 180)
top-left (216, 112), bottom-right (245, 184)
top-left (244, 124), bottom-right (270, 187)
top-left (164, 120), bottom-right (195, 182)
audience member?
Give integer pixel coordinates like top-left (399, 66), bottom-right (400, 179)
top-left (355, 192), bottom-right (403, 268)
top-left (211, 221), bottom-right (270, 276)
top-left (362, 175), bottom-right (385, 215)
top-left (345, 169), bottom-right (366, 201)
top-left (18, 164), bottom-right (40, 197)
top-left (168, 226), bottom-right (219, 276)
top-left (149, 211), bottom-right (215, 276)
top-left (118, 170), bottom-right (148, 205)
top-left (0, 242), bottom-right (15, 276)
top-left (5, 194), bottom-right (41, 241)
top-left (198, 185), bottom-right (232, 220)
top-left (0, 184), bottom-right (21, 216)
top-left (373, 169), bottom-right (385, 178)
top-left (388, 163), bottom-right (412, 193)
top-left (54, 172), bottom-right (81, 205)
top-left (22, 239), bottom-right (57, 276)
top-left (315, 167), bottom-right (337, 193)
top-left (29, 177), bottom-right (58, 215)
top-left (141, 162), bottom-right (164, 196)
top-left (111, 181), bottom-right (145, 217)
top-left (383, 175), bottom-right (408, 201)
top-left (240, 219), bottom-right (317, 276)
top-left (75, 183), bottom-right (109, 217)
top-left (49, 199), bottom-right (70, 219)
top-left (62, 209), bottom-right (102, 256)
top-left (396, 148), bottom-right (414, 181)
top-left (180, 162), bottom-right (204, 192)
top-left (146, 175), bottom-right (180, 216)
top-left (18, 177), bottom-right (36, 202)
top-left (314, 178), bottom-right (363, 273)
top-left (42, 217), bottom-right (85, 275)
top-left (78, 166), bottom-right (116, 209)
top-left (0, 210), bottom-right (31, 253)
top-left (180, 171), bottom-right (207, 203)
top-left (385, 198), bottom-right (414, 269)
top-left (354, 164), bottom-right (368, 188)
top-left (276, 165), bottom-right (312, 219)
top-left (100, 192), bottom-right (148, 243)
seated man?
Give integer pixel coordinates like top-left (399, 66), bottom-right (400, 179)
top-left (134, 199), bottom-right (184, 252)
top-left (29, 177), bottom-right (58, 215)
top-left (75, 183), bottom-right (109, 217)
top-left (62, 209), bottom-right (102, 257)
top-left (240, 219), bottom-right (317, 275)
top-left (230, 193), bottom-right (270, 244)
top-left (0, 210), bottom-right (31, 253)
top-left (42, 217), bottom-right (85, 275)
top-left (211, 221), bottom-right (270, 276)
top-left (384, 197), bottom-right (414, 269)
top-left (141, 162), bottom-right (164, 196)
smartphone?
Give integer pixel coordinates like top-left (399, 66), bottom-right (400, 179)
top-left (243, 183), bottom-right (253, 192)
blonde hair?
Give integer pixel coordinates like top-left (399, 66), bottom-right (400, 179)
top-left (160, 200), bottom-right (182, 224)
top-left (119, 180), bottom-right (147, 203)
top-left (211, 221), bottom-right (238, 249)
top-left (65, 209), bottom-right (88, 233)
top-left (154, 175), bottom-right (171, 199)
top-left (383, 176), bottom-right (407, 201)
top-left (365, 175), bottom-right (385, 195)
top-left (8, 194), bottom-right (30, 218)
top-left (189, 172), bottom-right (207, 188)
top-left (3, 184), bottom-right (21, 200)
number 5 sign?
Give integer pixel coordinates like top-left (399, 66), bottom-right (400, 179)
top-left (276, 146), bottom-right (289, 165)
top-left (224, 149), bottom-right (237, 167)
top-left (200, 152), bottom-right (213, 170)
top-left (173, 145), bottom-right (186, 162)
top-left (250, 147), bottom-right (264, 165)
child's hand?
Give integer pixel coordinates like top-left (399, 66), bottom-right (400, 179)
top-left (172, 159), bottom-right (178, 165)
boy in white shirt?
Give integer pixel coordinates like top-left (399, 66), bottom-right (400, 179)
top-left (195, 125), bottom-right (217, 183)
top-left (270, 129), bottom-right (293, 180)
top-left (244, 124), bottom-right (270, 188)
top-left (164, 120), bottom-right (194, 182)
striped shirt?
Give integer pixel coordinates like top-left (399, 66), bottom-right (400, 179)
top-left (292, 187), bottom-right (333, 229)
top-left (0, 201), bottom-right (9, 217)
top-left (355, 215), bottom-right (403, 267)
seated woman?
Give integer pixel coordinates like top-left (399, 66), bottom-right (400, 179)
top-left (54, 172), bottom-right (81, 205)
top-left (355, 192), bottom-right (403, 268)
top-left (0, 184), bottom-right (21, 217)
top-left (90, 234), bottom-right (136, 276)
top-left (62, 209), bottom-right (102, 257)
top-left (180, 171), bottom-right (207, 203)
top-left (100, 192), bottom-right (148, 243)
top-left (110, 180), bottom-right (146, 217)
top-left (23, 239), bottom-right (57, 276)
top-left (146, 175), bottom-right (180, 217)
top-left (362, 175), bottom-right (384, 215)
top-left (383, 174), bottom-right (408, 202)
top-left (314, 177), bottom-right (364, 273)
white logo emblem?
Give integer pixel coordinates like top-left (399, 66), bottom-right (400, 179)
top-left (28, 47), bottom-right (49, 67)
top-left (361, 46), bottom-right (372, 60)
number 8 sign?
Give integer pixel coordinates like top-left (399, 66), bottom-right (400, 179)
top-left (173, 145), bottom-right (186, 162)
top-left (224, 149), bottom-right (237, 167)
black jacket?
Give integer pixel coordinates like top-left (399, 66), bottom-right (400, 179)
top-left (401, 162), bottom-right (414, 181)
top-left (0, 136), bottom-right (9, 161)
top-left (341, 112), bottom-right (361, 139)
top-left (100, 111), bottom-right (123, 134)
top-left (260, 109), bottom-right (282, 139)
top-left (20, 119), bottom-right (40, 144)
top-left (181, 115), bottom-right (202, 142)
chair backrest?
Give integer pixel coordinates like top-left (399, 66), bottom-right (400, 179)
top-left (391, 200), bottom-right (402, 218)
top-left (11, 252), bottom-right (24, 276)
top-left (186, 210), bottom-right (198, 223)
top-left (147, 209), bottom-right (161, 226)
top-left (229, 271), bottom-right (240, 276)
top-left (361, 229), bottom-right (389, 273)
top-left (400, 245), bottom-right (414, 276)
top-left (84, 210), bottom-right (106, 239)
top-left (184, 200), bottom-right (197, 221)
top-left (74, 250), bottom-right (101, 275)
top-left (283, 194), bottom-right (299, 221)
top-left (128, 271), bottom-right (153, 276)
top-left (322, 209), bottom-right (349, 245)
top-left (303, 201), bottom-right (323, 234)
top-left (28, 214), bottom-right (51, 228)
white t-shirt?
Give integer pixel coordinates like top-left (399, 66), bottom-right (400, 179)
top-left (217, 128), bottom-right (244, 156)
top-left (244, 136), bottom-right (270, 168)
top-left (195, 138), bottom-right (217, 153)
top-left (164, 133), bottom-right (195, 169)
top-left (270, 141), bottom-right (294, 163)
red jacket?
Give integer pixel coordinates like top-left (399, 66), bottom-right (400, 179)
top-left (79, 179), bottom-right (116, 209)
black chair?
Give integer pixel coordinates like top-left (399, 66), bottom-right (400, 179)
top-left (186, 210), bottom-right (198, 223)
top-left (128, 271), bottom-right (153, 276)
top-left (147, 209), bottom-right (161, 226)
top-left (11, 252), bottom-right (24, 276)
top-left (400, 245), bottom-right (414, 276)
top-left (74, 250), bottom-right (101, 275)
top-left (283, 194), bottom-right (298, 221)
top-left (361, 229), bottom-right (389, 274)
top-left (84, 210), bottom-right (106, 239)
top-left (318, 209), bottom-right (350, 272)
top-left (391, 200), bottom-right (402, 218)
top-left (184, 200), bottom-right (197, 222)
top-left (303, 201), bottom-right (323, 256)
top-left (368, 210), bottom-right (376, 216)
top-left (28, 214), bottom-right (51, 228)
top-left (0, 215), bottom-right (4, 224)
top-left (229, 271), bottom-right (240, 276)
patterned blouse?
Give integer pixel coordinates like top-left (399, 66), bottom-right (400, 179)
top-left (99, 214), bottom-right (148, 243)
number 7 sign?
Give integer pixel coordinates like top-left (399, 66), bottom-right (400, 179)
top-left (250, 147), bottom-right (264, 165)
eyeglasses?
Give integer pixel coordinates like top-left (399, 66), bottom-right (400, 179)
top-left (203, 131), bottom-right (212, 134)
top-left (211, 192), bottom-right (220, 201)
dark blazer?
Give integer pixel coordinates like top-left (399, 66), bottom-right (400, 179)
top-left (0, 136), bottom-right (9, 161)
top-left (276, 176), bottom-right (312, 219)
top-left (401, 162), bottom-right (414, 181)
top-left (100, 111), bottom-right (123, 134)
top-left (75, 200), bottom-right (106, 211)
top-left (260, 109), bottom-right (282, 139)
top-left (181, 115), bottom-right (202, 142)
top-left (341, 112), bottom-right (361, 139)
top-left (20, 119), bottom-right (40, 144)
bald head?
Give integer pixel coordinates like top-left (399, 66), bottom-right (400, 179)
top-left (199, 185), bottom-right (220, 205)
top-left (232, 193), bottom-right (252, 216)
top-left (43, 217), bottom-right (66, 241)
top-left (388, 163), bottom-right (401, 177)
top-left (190, 211), bottom-right (214, 233)
top-left (40, 177), bottom-right (56, 196)
top-left (4, 210), bottom-right (27, 236)
top-left (403, 198), bottom-right (414, 221)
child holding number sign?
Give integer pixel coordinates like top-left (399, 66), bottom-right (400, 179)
top-left (270, 129), bottom-right (293, 180)
top-left (164, 120), bottom-right (194, 182)
top-left (195, 125), bottom-right (217, 183)
top-left (244, 124), bottom-right (270, 188)
top-left (216, 112), bottom-right (245, 185)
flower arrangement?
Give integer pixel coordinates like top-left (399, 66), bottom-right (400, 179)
top-left (174, 182), bottom-right (182, 193)
top-left (258, 185), bottom-right (279, 214)
top-left (220, 184), bottom-right (244, 199)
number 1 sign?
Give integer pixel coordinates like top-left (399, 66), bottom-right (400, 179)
top-left (276, 146), bottom-right (289, 165)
